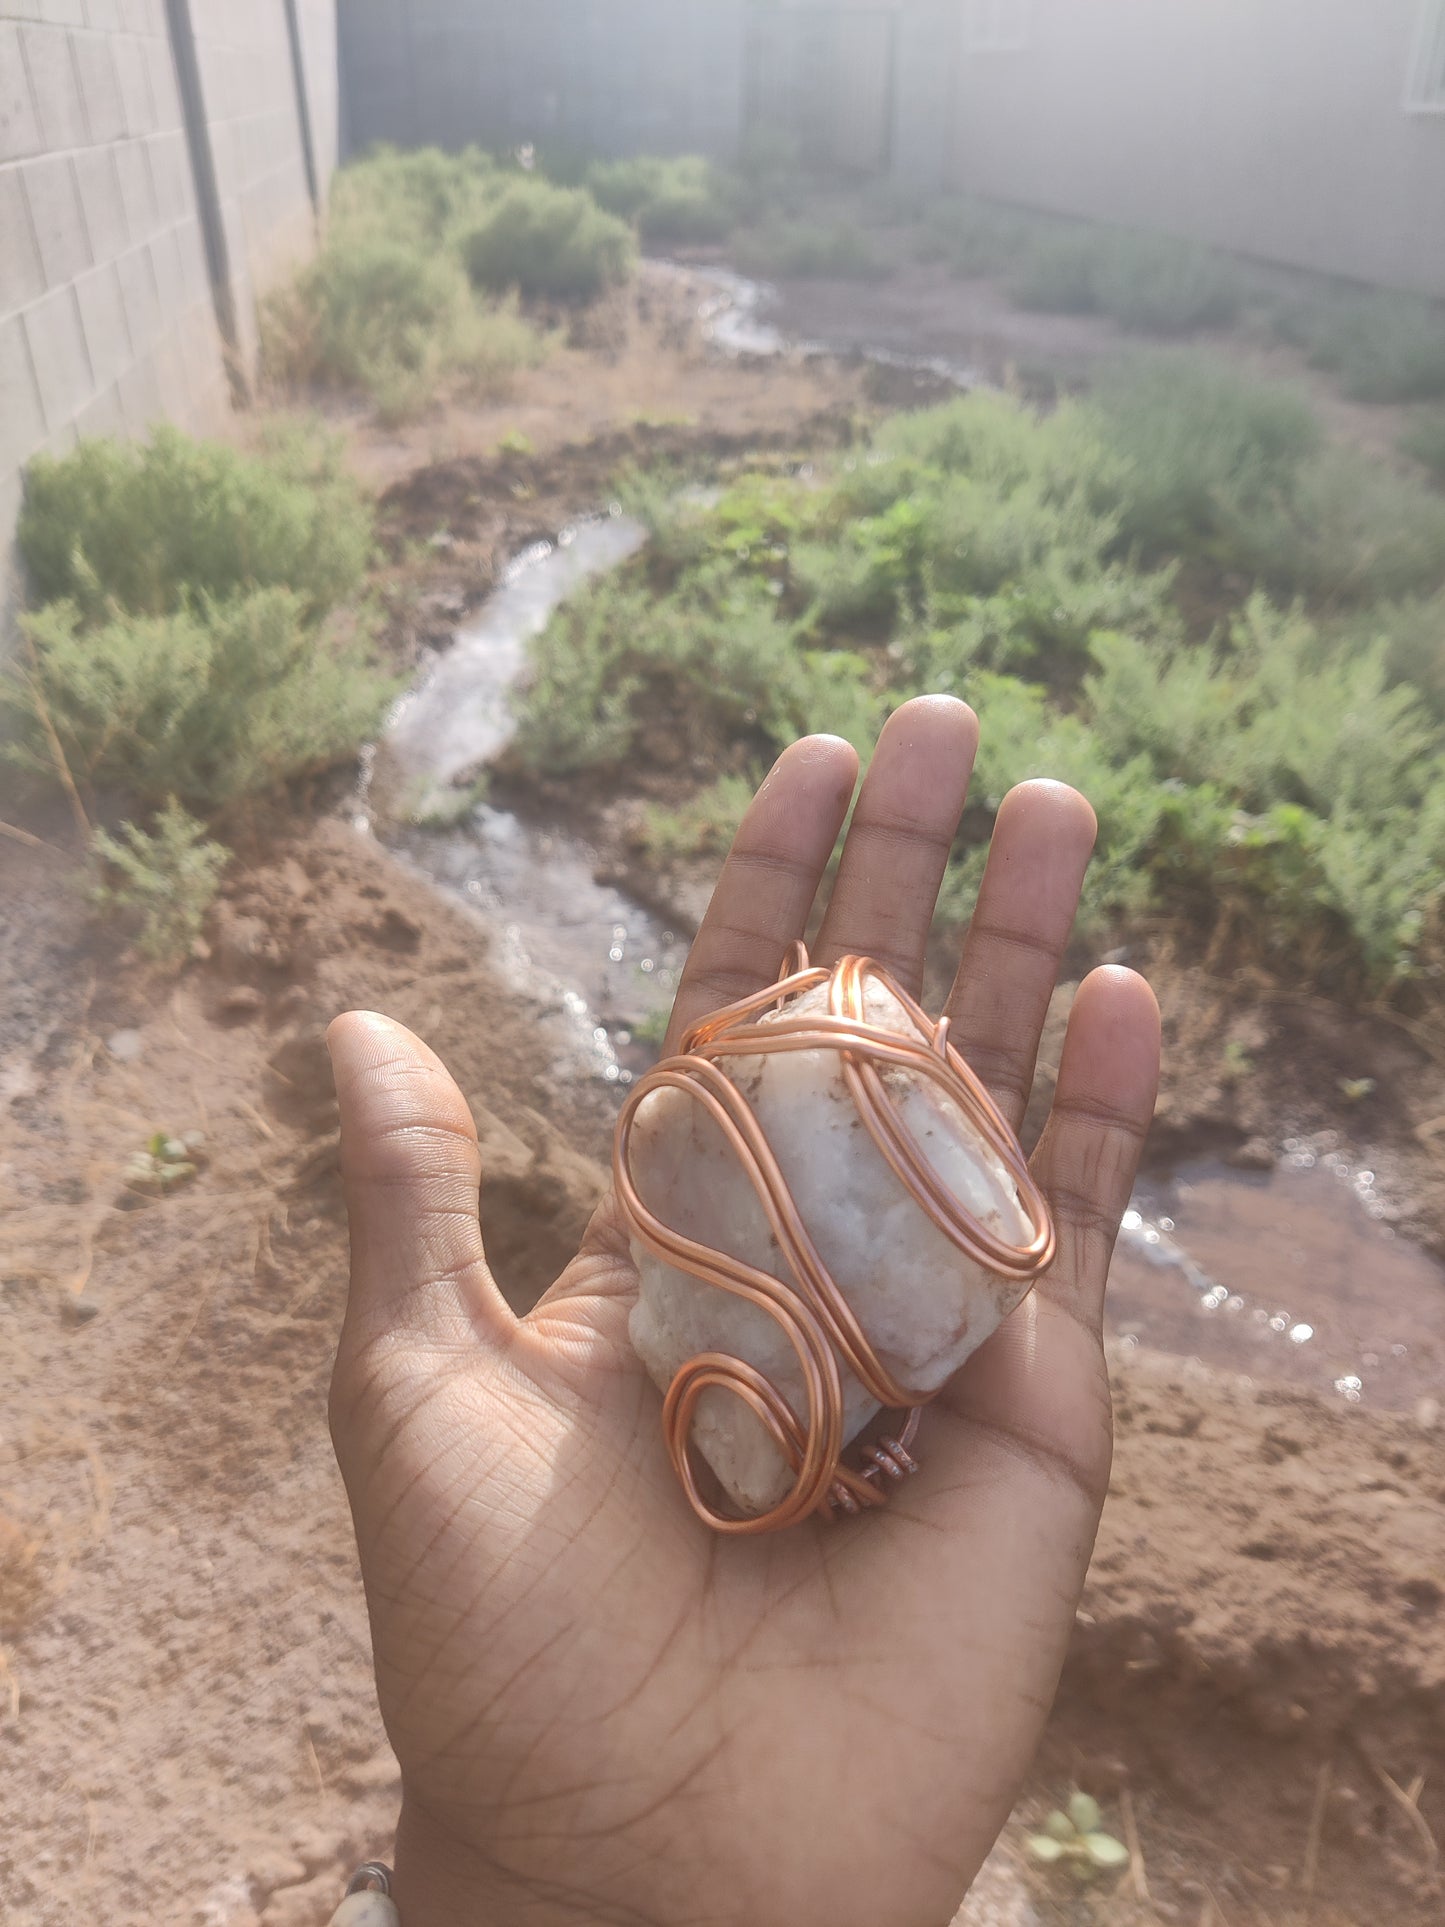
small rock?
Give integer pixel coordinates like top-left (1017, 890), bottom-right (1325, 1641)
top-left (1416, 1395), bottom-right (1440, 1431)
top-left (219, 986), bottom-right (266, 1019)
top-left (1227, 1135), bottom-right (1276, 1171)
top-left (1099, 945), bottom-right (1132, 966)
top-left (106, 1029), bottom-right (144, 1062)
top-left (62, 1294), bottom-right (100, 1326)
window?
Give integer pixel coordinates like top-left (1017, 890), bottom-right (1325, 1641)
top-left (965, 0), bottom-right (1033, 55)
top-left (1406, 0), bottom-right (1445, 111)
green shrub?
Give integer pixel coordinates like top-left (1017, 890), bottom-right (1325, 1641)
top-left (90, 801), bottom-right (228, 964)
top-left (639, 773), bottom-right (757, 862)
top-left (463, 179), bottom-right (635, 300)
top-left (265, 146), bottom-right (548, 418)
top-left (1283, 288), bottom-right (1445, 403)
top-left (268, 237), bottom-right (543, 421)
top-left (18, 426), bottom-right (372, 621)
top-left (1091, 233), bottom-right (1242, 335)
top-left (918, 197), bottom-right (1031, 277)
top-left (9, 589), bottom-right (396, 809)
top-left (1011, 227), bottom-right (1100, 314)
top-left (513, 568), bottom-right (879, 778)
top-left (587, 154), bottom-right (736, 245)
top-left (732, 216), bottom-right (884, 281)
top-left (1403, 408), bottom-right (1445, 484)
top-left (330, 144), bottom-right (502, 250)
top-left (1087, 355), bottom-right (1320, 559)
top-left (272, 241), bottom-right (532, 420)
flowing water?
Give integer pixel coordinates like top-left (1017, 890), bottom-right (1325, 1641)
top-left (360, 515), bottom-right (684, 1092)
top-left (357, 281), bottom-right (1445, 1406)
top-left (690, 263), bottom-right (984, 389)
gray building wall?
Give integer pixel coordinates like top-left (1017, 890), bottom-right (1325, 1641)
top-left (340, 0), bottom-right (749, 162)
top-left (1, 0), bottom-right (335, 625)
top-left (948, 0), bottom-right (1445, 300)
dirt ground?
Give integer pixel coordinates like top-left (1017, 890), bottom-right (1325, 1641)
top-left (3, 261), bottom-right (1444, 1927)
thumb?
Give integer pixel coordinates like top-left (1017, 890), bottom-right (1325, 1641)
top-left (327, 1010), bottom-right (515, 1372)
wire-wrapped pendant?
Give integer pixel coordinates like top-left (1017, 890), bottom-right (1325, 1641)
top-left (614, 944), bottom-right (1055, 1533)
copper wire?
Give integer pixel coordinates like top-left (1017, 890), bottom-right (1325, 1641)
top-left (613, 945), bottom-right (1055, 1535)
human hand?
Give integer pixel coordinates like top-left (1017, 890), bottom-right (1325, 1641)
top-left (326, 695), bottom-right (1160, 1927)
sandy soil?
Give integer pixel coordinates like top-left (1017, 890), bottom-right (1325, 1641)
top-left (4, 261), bottom-right (1444, 1927)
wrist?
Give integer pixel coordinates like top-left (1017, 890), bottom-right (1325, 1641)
top-left (390, 1799), bottom-right (604, 1927)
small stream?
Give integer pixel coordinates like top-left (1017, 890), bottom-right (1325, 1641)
top-left (354, 272), bottom-right (1445, 1409)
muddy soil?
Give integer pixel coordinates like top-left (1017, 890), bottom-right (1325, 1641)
top-left (4, 259), bottom-right (1444, 1927)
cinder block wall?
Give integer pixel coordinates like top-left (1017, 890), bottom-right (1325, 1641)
top-left (0, 0), bottom-right (335, 626)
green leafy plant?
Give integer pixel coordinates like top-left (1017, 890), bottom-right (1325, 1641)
top-left (267, 237), bottom-right (543, 421)
top-left (1026, 1792), bottom-right (1130, 1882)
top-left (1279, 287), bottom-right (1445, 404)
top-left (264, 145), bottom-right (548, 418)
top-left (917, 195), bottom-right (1032, 277)
top-left (18, 426), bottom-right (372, 621)
top-left (1403, 407), bottom-right (1445, 485)
top-left (125, 1128), bottom-right (204, 1191)
top-left (1091, 231), bottom-right (1243, 335)
top-left (90, 802), bottom-right (228, 964)
top-left (732, 216), bottom-right (884, 282)
top-left (463, 179), bottom-right (636, 301)
top-left (587, 154), bottom-right (737, 246)
top-left (1011, 226), bottom-right (1101, 314)
top-left (12, 589), bottom-right (397, 809)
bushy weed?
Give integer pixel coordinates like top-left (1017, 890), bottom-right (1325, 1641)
top-left (587, 155), bottom-right (736, 246)
top-left (12, 588), bottom-right (395, 809)
top-left (9, 428), bottom-right (393, 812)
top-left (528, 382), bottom-right (1445, 984)
top-left (1279, 287), bottom-right (1445, 403)
top-left (90, 801), bottom-right (228, 962)
top-left (732, 216), bottom-right (883, 281)
top-left (463, 179), bottom-right (635, 301)
top-left (1403, 408), bottom-right (1445, 484)
top-left (18, 425), bottom-right (371, 620)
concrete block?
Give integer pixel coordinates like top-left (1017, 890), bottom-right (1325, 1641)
top-left (22, 283), bottom-right (93, 433)
top-left (23, 152), bottom-right (92, 286)
top-left (74, 377), bottom-right (125, 440)
top-left (147, 217), bottom-right (183, 316)
top-left (116, 341), bottom-right (163, 433)
top-left (84, 0), bottom-right (124, 29)
top-left (115, 236), bottom-right (160, 348)
top-left (177, 298), bottom-right (227, 426)
top-left (72, 143), bottom-right (128, 262)
top-left (108, 30), bottom-right (152, 137)
top-left (145, 128), bottom-right (190, 224)
top-left (18, 23), bottom-right (88, 150)
top-left (0, 24), bottom-right (44, 162)
top-left (0, 312), bottom-right (45, 475)
top-left (70, 28), bottom-right (126, 142)
top-left (11, 2), bottom-right (87, 29)
top-left (112, 135), bottom-right (156, 236)
top-left (143, 27), bottom-right (180, 130)
top-left (0, 164), bottom-right (45, 317)
top-left (173, 215), bottom-right (212, 306)
top-left (74, 258), bottom-right (130, 388)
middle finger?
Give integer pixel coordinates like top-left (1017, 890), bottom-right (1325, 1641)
top-left (812, 695), bottom-right (978, 996)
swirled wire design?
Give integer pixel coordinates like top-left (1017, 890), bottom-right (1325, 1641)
top-left (613, 945), bottom-right (1055, 1535)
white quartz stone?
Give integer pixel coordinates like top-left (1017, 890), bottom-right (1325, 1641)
top-left (627, 976), bottom-right (1036, 1517)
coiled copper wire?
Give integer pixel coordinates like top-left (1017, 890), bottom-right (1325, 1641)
top-left (613, 944), bottom-right (1055, 1535)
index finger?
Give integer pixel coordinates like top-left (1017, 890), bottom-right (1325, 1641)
top-left (665, 734), bottom-right (858, 1051)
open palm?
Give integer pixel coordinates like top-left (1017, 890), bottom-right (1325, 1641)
top-left (327, 696), bottom-right (1160, 1927)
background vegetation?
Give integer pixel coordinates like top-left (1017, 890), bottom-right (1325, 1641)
top-left (5, 427), bottom-right (396, 956)
top-left (515, 372), bottom-right (1445, 992)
